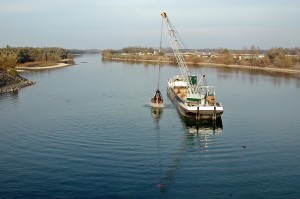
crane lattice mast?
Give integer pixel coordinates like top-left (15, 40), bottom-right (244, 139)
top-left (161, 12), bottom-right (197, 94)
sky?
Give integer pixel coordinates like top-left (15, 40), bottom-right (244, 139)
top-left (1, 0), bottom-right (300, 50)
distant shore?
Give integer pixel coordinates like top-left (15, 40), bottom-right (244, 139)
top-left (195, 62), bottom-right (300, 74)
top-left (104, 57), bottom-right (300, 75)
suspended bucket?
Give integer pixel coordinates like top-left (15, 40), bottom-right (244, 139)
top-left (151, 89), bottom-right (164, 108)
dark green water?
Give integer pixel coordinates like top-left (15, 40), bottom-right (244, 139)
top-left (1, 54), bottom-right (300, 198)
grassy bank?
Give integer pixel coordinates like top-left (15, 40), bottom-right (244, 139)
top-left (101, 46), bottom-right (300, 74)
top-left (102, 54), bottom-right (300, 74)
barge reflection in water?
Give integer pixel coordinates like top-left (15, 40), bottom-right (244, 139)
top-left (181, 116), bottom-right (223, 134)
top-left (153, 112), bottom-right (223, 194)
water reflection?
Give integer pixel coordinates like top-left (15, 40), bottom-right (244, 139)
top-left (151, 107), bottom-right (163, 120)
top-left (103, 59), bottom-right (300, 89)
top-left (181, 116), bottom-right (223, 154)
top-left (215, 66), bottom-right (300, 88)
top-left (151, 107), bottom-right (163, 130)
top-left (101, 58), bottom-right (178, 68)
top-left (181, 116), bottom-right (223, 134)
top-left (0, 91), bottom-right (19, 105)
top-left (156, 115), bottom-right (223, 195)
top-left (102, 59), bottom-right (300, 88)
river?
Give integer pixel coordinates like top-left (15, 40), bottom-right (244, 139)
top-left (1, 54), bottom-right (300, 198)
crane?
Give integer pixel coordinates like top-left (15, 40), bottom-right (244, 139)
top-left (161, 12), bottom-right (224, 121)
top-left (161, 12), bottom-right (204, 95)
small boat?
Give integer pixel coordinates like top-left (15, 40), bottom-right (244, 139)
top-left (151, 89), bottom-right (164, 108)
top-left (167, 75), bottom-right (223, 119)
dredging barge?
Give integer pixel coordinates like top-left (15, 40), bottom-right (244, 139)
top-left (161, 12), bottom-right (224, 120)
top-left (167, 75), bottom-right (223, 119)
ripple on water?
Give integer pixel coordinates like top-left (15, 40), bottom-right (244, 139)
top-left (1, 55), bottom-right (300, 198)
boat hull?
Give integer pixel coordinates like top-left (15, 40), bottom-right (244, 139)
top-left (167, 87), bottom-right (224, 119)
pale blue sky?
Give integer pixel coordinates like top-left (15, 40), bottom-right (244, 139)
top-left (1, 0), bottom-right (299, 49)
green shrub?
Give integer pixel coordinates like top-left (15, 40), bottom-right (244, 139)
top-left (8, 68), bottom-right (18, 77)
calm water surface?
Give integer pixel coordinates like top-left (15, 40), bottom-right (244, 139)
top-left (1, 55), bottom-right (300, 198)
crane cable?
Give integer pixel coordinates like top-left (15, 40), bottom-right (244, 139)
top-left (157, 18), bottom-right (164, 90)
top-left (159, 18), bottom-right (164, 53)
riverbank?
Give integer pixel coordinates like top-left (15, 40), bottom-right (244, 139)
top-left (1, 61), bottom-right (73, 94)
top-left (0, 71), bottom-right (35, 94)
top-left (16, 62), bottom-right (71, 71)
top-left (103, 57), bottom-right (300, 75)
top-left (196, 62), bottom-right (300, 74)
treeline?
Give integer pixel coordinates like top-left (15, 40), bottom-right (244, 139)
top-left (0, 46), bottom-right (74, 70)
top-left (102, 47), bottom-right (156, 55)
top-left (212, 46), bottom-right (299, 68)
top-left (189, 47), bottom-right (299, 68)
top-left (102, 46), bottom-right (300, 69)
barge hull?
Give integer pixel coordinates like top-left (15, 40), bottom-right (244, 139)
top-left (167, 87), bottom-right (223, 119)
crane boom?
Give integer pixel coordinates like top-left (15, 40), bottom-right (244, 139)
top-left (161, 12), bottom-right (224, 120)
top-left (161, 12), bottom-right (197, 94)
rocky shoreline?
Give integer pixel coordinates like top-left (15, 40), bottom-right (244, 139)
top-left (0, 71), bottom-right (35, 94)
